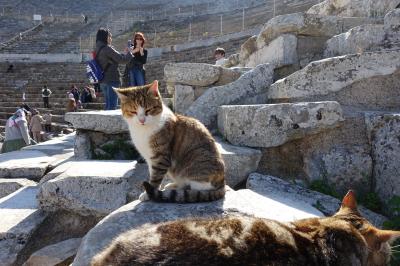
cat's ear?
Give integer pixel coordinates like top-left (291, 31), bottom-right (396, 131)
top-left (341, 190), bottom-right (358, 211)
top-left (148, 80), bottom-right (159, 97)
top-left (376, 229), bottom-right (400, 244)
top-left (113, 88), bottom-right (128, 102)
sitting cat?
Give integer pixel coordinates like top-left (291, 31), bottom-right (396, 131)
top-left (91, 190), bottom-right (400, 266)
top-left (114, 80), bottom-right (225, 203)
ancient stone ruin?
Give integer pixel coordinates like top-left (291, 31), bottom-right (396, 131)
top-left (0, 0), bottom-right (399, 265)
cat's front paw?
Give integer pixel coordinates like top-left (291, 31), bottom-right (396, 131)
top-left (138, 191), bottom-right (149, 201)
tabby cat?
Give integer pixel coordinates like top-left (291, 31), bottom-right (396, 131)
top-left (91, 190), bottom-right (400, 266)
top-left (114, 80), bottom-right (225, 203)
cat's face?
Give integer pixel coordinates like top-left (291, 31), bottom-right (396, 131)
top-left (115, 81), bottom-right (163, 126)
top-left (334, 191), bottom-right (400, 266)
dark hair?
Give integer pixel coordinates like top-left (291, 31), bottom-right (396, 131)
top-left (96, 28), bottom-right (111, 44)
top-left (215, 47), bottom-right (225, 56)
top-left (133, 32), bottom-right (146, 48)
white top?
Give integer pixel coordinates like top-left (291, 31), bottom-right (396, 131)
top-left (215, 58), bottom-right (228, 66)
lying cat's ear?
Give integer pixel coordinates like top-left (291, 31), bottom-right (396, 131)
top-left (341, 190), bottom-right (358, 211)
top-left (376, 229), bottom-right (400, 244)
top-left (148, 80), bottom-right (159, 97)
top-left (113, 88), bottom-right (128, 102)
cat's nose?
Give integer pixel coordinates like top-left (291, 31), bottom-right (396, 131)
top-left (139, 118), bottom-right (145, 124)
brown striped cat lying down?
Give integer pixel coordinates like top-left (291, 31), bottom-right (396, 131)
top-left (114, 81), bottom-right (225, 203)
top-left (91, 191), bottom-right (399, 266)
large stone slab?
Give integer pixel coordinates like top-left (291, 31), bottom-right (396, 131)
top-left (218, 101), bottom-right (344, 148)
top-left (307, 0), bottom-right (399, 17)
top-left (24, 238), bottom-right (82, 266)
top-left (216, 138), bottom-right (261, 187)
top-left (164, 63), bottom-right (221, 86)
top-left (173, 84), bottom-right (194, 114)
top-left (243, 34), bottom-right (298, 68)
top-left (365, 112), bottom-right (400, 203)
top-left (37, 161), bottom-right (148, 217)
top-left (324, 24), bottom-right (386, 57)
top-left (0, 186), bottom-right (47, 265)
top-left (268, 50), bottom-right (400, 101)
top-left (186, 63), bottom-right (274, 129)
top-left (65, 110), bottom-right (127, 134)
top-left (255, 12), bottom-right (378, 52)
top-left (72, 188), bottom-right (322, 265)
top-left (0, 150), bottom-right (59, 181)
top-left (0, 178), bottom-right (36, 198)
top-left (246, 173), bottom-right (387, 227)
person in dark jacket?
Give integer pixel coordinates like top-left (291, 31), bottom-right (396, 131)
top-left (95, 28), bottom-right (134, 110)
top-left (126, 32), bottom-right (147, 86)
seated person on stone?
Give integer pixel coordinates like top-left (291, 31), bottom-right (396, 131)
top-left (214, 47), bottom-right (228, 67)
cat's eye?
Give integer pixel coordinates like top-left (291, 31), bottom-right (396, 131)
top-left (129, 111), bottom-right (137, 116)
top-left (145, 108), bottom-right (154, 115)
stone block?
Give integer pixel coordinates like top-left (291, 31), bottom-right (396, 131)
top-left (365, 112), bottom-right (400, 203)
top-left (24, 238), bottom-right (82, 266)
top-left (164, 63), bottom-right (221, 86)
top-left (268, 50), bottom-right (400, 102)
top-left (324, 24), bottom-right (386, 57)
top-left (0, 178), bottom-right (36, 198)
top-left (173, 85), bottom-right (194, 114)
top-left (0, 150), bottom-right (58, 181)
top-left (246, 173), bottom-right (387, 227)
top-left (65, 110), bottom-right (128, 134)
top-left (37, 161), bottom-right (148, 217)
top-left (0, 186), bottom-right (47, 265)
top-left (216, 138), bottom-right (261, 187)
top-left (244, 34), bottom-right (298, 68)
top-left (218, 101), bottom-right (344, 148)
top-left (73, 188), bottom-right (321, 265)
top-left (186, 63), bottom-right (274, 129)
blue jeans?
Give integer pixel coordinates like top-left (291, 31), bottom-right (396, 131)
top-left (100, 81), bottom-right (120, 110)
top-left (129, 68), bottom-right (145, 86)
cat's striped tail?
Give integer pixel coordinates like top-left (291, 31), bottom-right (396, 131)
top-left (143, 181), bottom-right (226, 203)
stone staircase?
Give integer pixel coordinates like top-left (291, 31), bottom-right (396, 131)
top-left (0, 62), bottom-right (105, 133)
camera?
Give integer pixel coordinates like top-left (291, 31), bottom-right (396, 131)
top-left (127, 39), bottom-right (132, 47)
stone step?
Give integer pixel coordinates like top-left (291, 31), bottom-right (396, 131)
top-left (37, 160), bottom-right (149, 217)
top-left (0, 178), bottom-right (37, 199)
top-left (268, 50), bottom-right (400, 110)
top-left (0, 186), bottom-right (47, 265)
top-left (218, 101), bottom-right (344, 148)
top-left (0, 112), bottom-right (65, 123)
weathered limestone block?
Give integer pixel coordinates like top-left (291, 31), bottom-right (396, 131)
top-left (74, 131), bottom-right (91, 160)
top-left (304, 146), bottom-right (373, 195)
top-left (365, 112), bottom-right (400, 203)
top-left (225, 53), bottom-right (240, 68)
top-left (218, 101), bottom-right (344, 148)
top-left (268, 50), bottom-right (400, 101)
top-left (65, 110), bottom-right (128, 134)
top-left (324, 24), bottom-right (386, 57)
top-left (243, 34), bottom-right (298, 68)
top-left (38, 161), bottom-right (148, 217)
top-left (73, 189), bottom-right (322, 265)
top-left (0, 150), bottom-right (59, 181)
top-left (215, 67), bottom-right (248, 86)
top-left (24, 238), bottom-right (82, 266)
top-left (173, 84), bottom-right (194, 114)
top-left (256, 12), bottom-right (376, 50)
top-left (239, 35), bottom-right (257, 63)
top-left (164, 63), bottom-right (221, 86)
top-left (0, 186), bottom-right (47, 265)
top-left (216, 138), bottom-right (261, 187)
top-left (246, 173), bottom-right (387, 227)
top-left (0, 178), bottom-right (36, 198)
top-left (186, 63), bottom-right (274, 129)
top-left (384, 9), bottom-right (400, 42)
top-left (307, 0), bottom-right (399, 17)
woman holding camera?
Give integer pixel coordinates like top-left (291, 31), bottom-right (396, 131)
top-left (95, 28), bottom-right (133, 110)
top-left (127, 32), bottom-right (148, 86)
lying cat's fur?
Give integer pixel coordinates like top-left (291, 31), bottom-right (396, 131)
top-left (91, 191), bottom-right (400, 266)
top-left (114, 81), bottom-right (225, 203)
